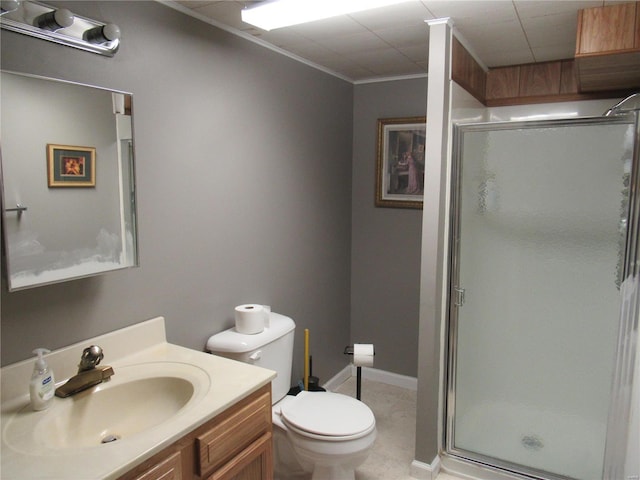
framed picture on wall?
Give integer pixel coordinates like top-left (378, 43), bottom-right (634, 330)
top-left (47, 144), bottom-right (96, 187)
top-left (375, 116), bottom-right (426, 209)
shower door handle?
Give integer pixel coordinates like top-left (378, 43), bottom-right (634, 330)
top-left (454, 287), bottom-right (465, 307)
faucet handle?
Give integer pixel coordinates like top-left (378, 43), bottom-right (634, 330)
top-left (78, 345), bottom-right (104, 372)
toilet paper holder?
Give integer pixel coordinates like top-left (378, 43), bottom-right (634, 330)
top-left (343, 345), bottom-right (375, 401)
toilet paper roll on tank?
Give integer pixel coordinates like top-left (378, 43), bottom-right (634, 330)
top-left (353, 343), bottom-right (375, 367)
top-left (234, 304), bottom-right (271, 334)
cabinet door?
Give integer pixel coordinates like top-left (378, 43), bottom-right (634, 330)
top-left (131, 451), bottom-right (182, 480)
top-left (206, 432), bottom-right (273, 480)
top-left (197, 389), bottom-right (271, 475)
top-left (576, 3), bottom-right (638, 55)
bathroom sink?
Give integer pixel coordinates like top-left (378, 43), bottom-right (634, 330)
top-left (3, 362), bottom-right (210, 452)
top-left (0, 319), bottom-right (277, 480)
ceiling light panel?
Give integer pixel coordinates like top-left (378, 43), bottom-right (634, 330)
top-left (241, 0), bottom-right (412, 31)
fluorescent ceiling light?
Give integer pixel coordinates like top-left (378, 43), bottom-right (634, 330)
top-left (241, 0), bottom-right (411, 31)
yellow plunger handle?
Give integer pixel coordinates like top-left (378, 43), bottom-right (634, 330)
top-left (304, 328), bottom-right (310, 391)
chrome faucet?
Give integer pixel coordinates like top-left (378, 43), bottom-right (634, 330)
top-left (55, 345), bottom-right (115, 398)
top-left (78, 345), bottom-right (104, 372)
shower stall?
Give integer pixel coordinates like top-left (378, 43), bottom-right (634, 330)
top-left (445, 109), bottom-right (639, 480)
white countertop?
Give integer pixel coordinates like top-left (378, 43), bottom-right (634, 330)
top-left (0, 317), bottom-right (276, 480)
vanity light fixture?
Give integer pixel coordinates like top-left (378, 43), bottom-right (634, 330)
top-left (0, 0), bottom-right (121, 56)
top-left (241, 0), bottom-right (412, 31)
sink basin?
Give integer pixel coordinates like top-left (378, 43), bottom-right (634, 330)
top-left (4, 362), bottom-right (210, 452)
top-left (41, 376), bottom-right (194, 448)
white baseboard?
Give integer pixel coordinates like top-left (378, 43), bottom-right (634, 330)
top-left (322, 365), bottom-right (352, 391)
top-left (410, 455), bottom-right (441, 479)
top-left (351, 365), bottom-right (418, 391)
top-left (322, 364), bottom-right (418, 391)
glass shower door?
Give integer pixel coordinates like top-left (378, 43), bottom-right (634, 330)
top-left (448, 116), bottom-right (637, 480)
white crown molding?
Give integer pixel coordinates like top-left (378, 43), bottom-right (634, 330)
top-left (354, 72), bottom-right (428, 85)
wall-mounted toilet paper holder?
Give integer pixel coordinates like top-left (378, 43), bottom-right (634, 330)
top-left (344, 345), bottom-right (375, 401)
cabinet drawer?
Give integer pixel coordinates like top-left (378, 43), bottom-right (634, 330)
top-left (197, 390), bottom-right (271, 475)
top-left (132, 451), bottom-right (182, 480)
top-left (205, 432), bottom-right (273, 480)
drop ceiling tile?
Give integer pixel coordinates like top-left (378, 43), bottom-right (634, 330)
top-left (184, 1), bottom-right (251, 26)
top-left (424, 0), bottom-right (518, 25)
top-left (283, 40), bottom-right (343, 61)
top-left (290, 16), bottom-right (370, 40)
top-left (348, 0), bottom-right (435, 29)
top-left (514, 0), bottom-right (602, 17)
top-left (460, 20), bottom-right (529, 54)
top-left (342, 47), bottom-right (417, 71)
top-left (531, 44), bottom-right (578, 63)
top-left (320, 55), bottom-right (375, 74)
top-left (397, 44), bottom-right (429, 63)
top-left (341, 66), bottom-right (381, 81)
top-left (416, 59), bottom-right (428, 70)
top-left (481, 48), bottom-right (535, 67)
top-left (371, 61), bottom-right (427, 77)
top-left (256, 29), bottom-right (316, 48)
top-left (317, 31), bottom-right (392, 54)
top-left (520, 11), bottom-right (578, 48)
top-left (374, 23), bottom-right (429, 48)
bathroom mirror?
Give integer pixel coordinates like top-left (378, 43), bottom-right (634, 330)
top-left (0, 71), bottom-right (138, 291)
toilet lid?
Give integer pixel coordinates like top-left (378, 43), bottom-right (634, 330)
top-left (280, 391), bottom-right (375, 437)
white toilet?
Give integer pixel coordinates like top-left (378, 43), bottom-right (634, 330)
top-left (206, 313), bottom-right (376, 480)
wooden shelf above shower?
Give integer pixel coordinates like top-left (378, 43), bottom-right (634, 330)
top-left (452, 40), bottom-right (631, 107)
top-left (483, 59), bottom-right (622, 106)
top-left (451, 2), bottom-right (640, 107)
top-left (575, 2), bottom-right (640, 92)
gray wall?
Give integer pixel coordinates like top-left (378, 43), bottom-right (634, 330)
top-left (351, 78), bottom-right (426, 377)
top-left (0, 1), bottom-right (354, 386)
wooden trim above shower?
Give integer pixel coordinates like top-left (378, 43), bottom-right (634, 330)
top-left (451, 2), bottom-right (640, 107)
top-left (483, 59), bottom-right (629, 106)
top-left (451, 46), bottom-right (628, 107)
top-left (451, 37), bottom-right (486, 104)
top-left (575, 2), bottom-right (640, 92)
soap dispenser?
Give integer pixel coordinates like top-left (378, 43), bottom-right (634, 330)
top-left (29, 348), bottom-right (55, 411)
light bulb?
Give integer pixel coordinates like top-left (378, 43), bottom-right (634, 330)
top-left (84, 23), bottom-right (121, 44)
top-left (34, 8), bottom-right (74, 31)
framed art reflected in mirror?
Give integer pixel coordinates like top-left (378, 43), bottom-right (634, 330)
top-left (47, 144), bottom-right (96, 188)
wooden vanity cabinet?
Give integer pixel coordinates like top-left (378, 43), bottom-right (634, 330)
top-left (117, 384), bottom-right (273, 480)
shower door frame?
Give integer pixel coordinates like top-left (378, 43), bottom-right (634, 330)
top-left (444, 114), bottom-right (640, 480)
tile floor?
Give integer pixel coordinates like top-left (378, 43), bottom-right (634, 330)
top-left (333, 377), bottom-right (461, 480)
top-left (334, 377), bottom-right (417, 480)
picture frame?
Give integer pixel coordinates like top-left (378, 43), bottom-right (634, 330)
top-left (47, 144), bottom-right (96, 187)
top-left (375, 116), bottom-right (426, 209)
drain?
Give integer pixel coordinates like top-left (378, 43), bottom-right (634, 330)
top-left (101, 434), bottom-right (120, 444)
top-left (521, 434), bottom-right (544, 451)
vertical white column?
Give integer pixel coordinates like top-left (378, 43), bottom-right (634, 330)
top-left (412, 17), bottom-right (453, 479)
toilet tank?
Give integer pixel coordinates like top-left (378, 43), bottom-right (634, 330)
top-left (206, 313), bottom-right (295, 403)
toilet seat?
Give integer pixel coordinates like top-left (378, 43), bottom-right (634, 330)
top-left (280, 391), bottom-right (375, 441)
